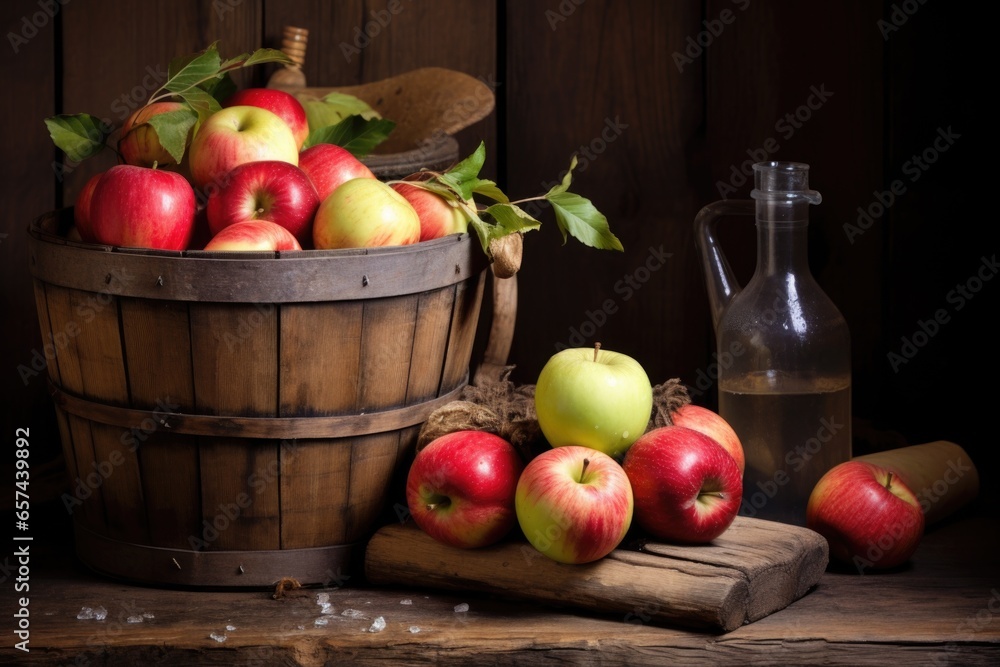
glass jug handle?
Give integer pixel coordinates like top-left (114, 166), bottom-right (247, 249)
top-left (694, 200), bottom-right (755, 333)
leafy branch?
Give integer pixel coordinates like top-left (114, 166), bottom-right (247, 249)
top-left (391, 141), bottom-right (623, 258)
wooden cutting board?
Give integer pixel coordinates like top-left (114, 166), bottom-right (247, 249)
top-left (364, 517), bottom-right (828, 633)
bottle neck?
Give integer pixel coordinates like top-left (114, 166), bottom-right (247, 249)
top-left (755, 200), bottom-right (812, 277)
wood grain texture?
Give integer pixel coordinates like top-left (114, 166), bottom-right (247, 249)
top-left (365, 517), bottom-right (828, 632)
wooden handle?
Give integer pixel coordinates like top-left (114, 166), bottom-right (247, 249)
top-left (853, 441), bottom-right (980, 525)
top-left (473, 272), bottom-right (517, 386)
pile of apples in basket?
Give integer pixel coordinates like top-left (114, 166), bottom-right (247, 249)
top-left (46, 43), bottom-right (621, 264)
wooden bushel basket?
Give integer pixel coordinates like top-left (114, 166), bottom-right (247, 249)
top-left (27, 209), bottom-right (504, 589)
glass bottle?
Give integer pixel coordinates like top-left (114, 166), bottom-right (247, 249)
top-left (695, 161), bottom-right (851, 525)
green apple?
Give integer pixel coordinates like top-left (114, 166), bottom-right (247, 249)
top-left (312, 177), bottom-right (420, 249)
top-left (534, 344), bottom-right (653, 459)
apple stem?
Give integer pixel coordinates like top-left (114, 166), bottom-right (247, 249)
top-left (580, 458), bottom-right (591, 482)
top-left (593, 342), bottom-right (601, 362)
top-left (885, 472), bottom-right (894, 491)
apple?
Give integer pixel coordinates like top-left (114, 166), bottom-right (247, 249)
top-left (298, 143), bottom-right (375, 202)
top-left (203, 220), bottom-right (302, 252)
top-left (391, 181), bottom-right (469, 241)
top-left (224, 88), bottom-right (310, 149)
top-left (534, 344), bottom-right (653, 459)
top-left (671, 404), bottom-right (745, 473)
top-left (88, 164), bottom-right (195, 250)
top-left (622, 426), bottom-right (743, 544)
top-left (405, 430), bottom-right (524, 549)
top-left (205, 160), bottom-right (320, 244)
top-left (806, 460), bottom-right (924, 571)
top-left (312, 177), bottom-right (421, 249)
top-left (515, 445), bottom-right (633, 564)
top-left (73, 171), bottom-right (103, 242)
top-left (187, 105), bottom-right (299, 189)
top-left (118, 101), bottom-right (190, 167)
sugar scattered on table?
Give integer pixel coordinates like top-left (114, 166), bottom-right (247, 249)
top-left (77, 607), bottom-right (94, 620)
top-left (341, 609), bottom-right (366, 619)
top-left (209, 632), bottom-right (227, 643)
top-left (368, 616), bottom-right (386, 633)
top-left (454, 603), bottom-right (470, 613)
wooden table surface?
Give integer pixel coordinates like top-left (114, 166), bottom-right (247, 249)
top-left (6, 471), bottom-right (1000, 666)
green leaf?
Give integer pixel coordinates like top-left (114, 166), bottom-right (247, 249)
top-left (484, 203), bottom-right (542, 233)
top-left (44, 114), bottom-right (112, 162)
top-left (143, 107), bottom-right (198, 163)
top-left (163, 43), bottom-right (222, 95)
top-left (303, 93), bottom-right (381, 133)
top-left (242, 48), bottom-right (294, 68)
top-left (545, 154), bottom-right (578, 198)
top-left (439, 141), bottom-right (487, 200)
top-left (547, 191), bottom-right (624, 251)
top-left (471, 179), bottom-right (509, 204)
top-left (202, 72), bottom-right (237, 104)
top-left (301, 116), bottom-right (396, 157)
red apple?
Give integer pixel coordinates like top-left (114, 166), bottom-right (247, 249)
top-left (118, 101), bottom-right (191, 167)
top-left (73, 171), bottom-right (103, 242)
top-left (515, 446), bottom-right (633, 564)
top-left (224, 88), bottom-right (310, 149)
top-left (205, 160), bottom-right (319, 244)
top-left (405, 430), bottom-right (525, 549)
top-left (671, 404), bottom-right (745, 473)
top-left (622, 426), bottom-right (743, 544)
top-left (312, 177), bottom-right (420, 249)
top-left (88, 164), bottom-right (195, 250)
top-left (391, 181), bottom-right (469, 241)
top-left (187, 105), bottom-right (299, 189)
top-left (807, 460), bottom-right (924, 571)
top-left (203, 220), bottom-right (302, 252)
top-left (298, 143), bottom-right (375, 202)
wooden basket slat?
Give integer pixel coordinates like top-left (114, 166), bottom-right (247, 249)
top-left (357, 294), bottom-right (419, 413)
top-left (65, 413), bottom-right (108, 535)
top-left (66, 288), bottom-right (129, 406)
top-left (278, 301), bottom-right (364, 417)
top-left (405, 286), bottom-right (457, 404)
top-left (41, 285), bottom-right (85, 396)
top-left (32, 281), bottom-right (62, 387)
top-left (89, 422), bottom-right (149, 544)
top-left (139, 435), bottom-right (202, 550)
top-left (441, 272), bottom-right (486, 391)
top-left (344, 433), bottom-right (403, 543)
top-left (120, 299), bottom-right (196, 412)
top-left (198, 439), bottom-right (281, 551)
top-left (279, 438), bottom-right (354, 550)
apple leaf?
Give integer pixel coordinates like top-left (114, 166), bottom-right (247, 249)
top-left (301, 115), bottom-right (396, 157)
top-left (163, 42), bottom-right (223, 96)
top-left (43, 113), bottom-right (112, 162)
top-left (541, 154), bottom-right (623, 251)
top-left (143, 107), bottom-right (199, 163)
top-left (438, 142), bottom-right (487, 200)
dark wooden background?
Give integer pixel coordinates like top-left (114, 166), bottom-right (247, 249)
top-left (2, 1), bottom-right (994, 504)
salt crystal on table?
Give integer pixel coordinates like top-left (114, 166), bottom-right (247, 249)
top-left (368, 616), bottom-right (386, 633)
top-left (314, 617), bottom-right (329, 627)
top-left (408, 626), bottom-right (421, 633)
top-left (209, 632), bottom-right (227, 643)
top-left (77, 607), bottom-right (94, 620)
top-left (142, 612), bottom-right (155, 619)
top-left (226, 625), bottom-right (236, 632)
top-left (454, 603), bottom-right (470, 613)
top-left (341, 609), bottom-right (366, 619)
top-left (127, 615), bottom-right (143, 624)
top-left (400, 599), bottom-right (412, 605)
top-left (94, 607), bottom-right (108, 621)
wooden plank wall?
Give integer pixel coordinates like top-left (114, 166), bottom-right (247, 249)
top-left (1, 1), bottom-right (993, 490)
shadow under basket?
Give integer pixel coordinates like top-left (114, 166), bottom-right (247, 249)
top-left (27, 209), bottom-right (489, 589)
